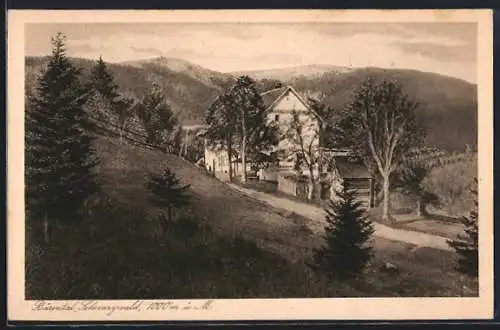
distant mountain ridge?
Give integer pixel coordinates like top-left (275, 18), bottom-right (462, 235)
top-left (25, 56), bottom-right (235, 125)
top-left (232, 64), bottom-right (354, 81)
top-left (25, 56), bottom-right (477, 151)
top-left (123, 57), bottom-right (231, 89)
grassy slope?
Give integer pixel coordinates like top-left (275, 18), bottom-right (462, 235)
top-left (26, 131), bottom-right (478, 298)
top-left (92, 133), bottom-right (477, 297)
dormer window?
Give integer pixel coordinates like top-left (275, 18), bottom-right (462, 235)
top-left (275, 114), bottom-right (279, 122)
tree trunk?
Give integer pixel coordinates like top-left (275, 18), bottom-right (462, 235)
top-left (43, 213), bottom-right (50, 245)
top-left (307, 167), bottom-right (315, 201)
top-left (369, 178), bottom-right (374, 208)
top-left (318, 148), bottom-right (323, 174)
top-left (318, 123), bottom-right (325, 174)
top-left (241, 135), bottom-right (247, 183)
top-left (416, 199), bottom-right (426, 217)
top-left (178, 140), bottom-right (185, 157)
top-left (241, 107), bottom-right (248, 183)
top-left (382, 174), bottom-right (390, 222)
top-left (227, 140), bottom-right (233, 182)
top-left (167, 206), bottom-right (172, 222)
top-left (307, 180), bottom-right (315, 201)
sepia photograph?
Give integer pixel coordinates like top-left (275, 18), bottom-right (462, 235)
top-left (7, 9), bottom-right (493, 321)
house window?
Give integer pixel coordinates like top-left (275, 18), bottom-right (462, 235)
top-left (275, 114), bottom-right (279, 122)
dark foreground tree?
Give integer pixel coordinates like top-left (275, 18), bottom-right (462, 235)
top-left (26, 32), bottom-right (99, 244)
top-left (308, 185), bottom-right (375, 279)
top-left (447, 178), bottom-right (478, 277)
top-left (147, 168), bottom-right (191, 233)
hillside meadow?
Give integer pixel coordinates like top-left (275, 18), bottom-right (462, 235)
top-left (26, 128), bottom-right (478, 299)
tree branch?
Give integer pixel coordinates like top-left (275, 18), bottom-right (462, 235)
top-left (360, 104), bottom-right (385, 175)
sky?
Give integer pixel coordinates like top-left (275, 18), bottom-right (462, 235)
top-left (25, 22), bottom-right (477, 83)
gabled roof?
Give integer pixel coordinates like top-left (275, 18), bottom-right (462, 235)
top-left (260, 86), bottom-right (288, 109)
top-left (260, 85), bottom-right (322, 119)
top-left (262, 85), bottom-right (310, 112)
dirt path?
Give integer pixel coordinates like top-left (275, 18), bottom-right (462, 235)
top-left (227, 183), bottom-right (453, 252)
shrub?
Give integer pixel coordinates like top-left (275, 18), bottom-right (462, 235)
top-left (447, 179), bottom-right (479, 277)
top-left (422, 156), bottom-right (477, 216)
top-left (308, 185), bottom-right (375, 280)
top-left (147, 167), bottom-right (191, 231)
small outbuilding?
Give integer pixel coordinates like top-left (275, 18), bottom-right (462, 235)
top-left (328, 157), bottom-right (373, 209)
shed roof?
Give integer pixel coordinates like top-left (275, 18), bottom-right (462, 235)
top-left (335, 158), bottom-right (371, 179)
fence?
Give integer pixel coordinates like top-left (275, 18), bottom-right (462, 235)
top-left (277, 174), bottom-right (323, 200)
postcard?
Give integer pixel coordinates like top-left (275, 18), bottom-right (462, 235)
top-left (7, 9), bottom-right (494, 321)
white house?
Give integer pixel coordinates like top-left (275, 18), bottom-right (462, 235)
top-left (202, 85), bottom-right (319, 180)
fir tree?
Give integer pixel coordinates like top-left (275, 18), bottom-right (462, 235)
top-left (308, 185), bottom-right (375, 280)
top-left (136, 82), bottom-right (179, 147)
top-left (447, 178), bottom-right (479, 277)
top-left (89, 56), bottom-right (137, 143)
top-left (26, 32), bottom-right (99, 244)
top-left (90, 56), bottom-right (119, 99)
top-left (147, 167), bottom-right (191, 233)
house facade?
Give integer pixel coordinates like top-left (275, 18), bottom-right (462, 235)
top-left (261, 85), bottom-right (319, 172)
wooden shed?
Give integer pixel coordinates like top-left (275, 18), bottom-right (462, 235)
top-left (330, 158), bottom-right (373, 209)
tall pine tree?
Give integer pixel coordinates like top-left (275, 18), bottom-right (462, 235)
top-left (308, 185), bottom-right (375, 280)
top-left (136, 82), bottom-right (179, 147)
top-left (89, 56), bottom-right (137, 143)
top-left (90, 56), bottom-right (119, 99)
top-left (26, 32), bottom-right (99, 244)
top-left (447, 178), bottom-right (479, 277)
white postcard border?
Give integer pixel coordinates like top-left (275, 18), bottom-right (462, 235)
top-left (7, 9), bottom-right (494, 321)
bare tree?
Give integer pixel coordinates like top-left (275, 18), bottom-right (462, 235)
top-left (306, 96), bottom-right (338, 174)
top-left (337, 78), bottom-right (424, 221)
top-left (283, 110), bottom-right (320, 200)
